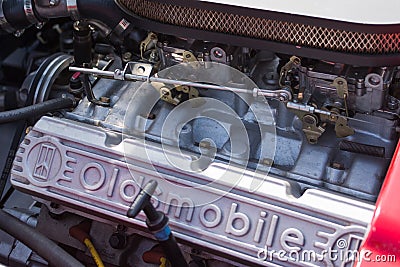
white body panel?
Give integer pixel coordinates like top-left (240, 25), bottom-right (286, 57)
top-left (199, 0), bottom-right (400, 25)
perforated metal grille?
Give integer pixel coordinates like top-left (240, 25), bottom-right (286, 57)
top-left (119, 0), bottom-right (400, 54)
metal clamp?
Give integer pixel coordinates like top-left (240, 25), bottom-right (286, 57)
top-left (114, 18), bottom-right (130, 35)
top-left (24, 0), bottom-right (40, 25)
top-left (66, 0), bottom-right (80, 20)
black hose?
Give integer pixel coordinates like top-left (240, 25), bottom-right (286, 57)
top-left (2, 0), bottom-right (32, 29)
top-left (0, 0), bottom-right (128, 36)
top-left (0, 209), bottom-right (85, 267)
top-left (0, 97), bottom-right (75, 124)
top-left (77, 0), bottom-right (127, 29)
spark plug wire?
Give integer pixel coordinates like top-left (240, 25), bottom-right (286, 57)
top-left (69, 221), bottom-right (105, 267)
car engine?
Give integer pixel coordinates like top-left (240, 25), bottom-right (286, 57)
top-left (0, 0), bottom-right (399, 266)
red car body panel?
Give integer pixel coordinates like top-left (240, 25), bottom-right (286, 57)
top-left (358, 141), bottom-right (400, 266)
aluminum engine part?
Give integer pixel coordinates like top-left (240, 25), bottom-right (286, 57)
top-left (296, 62), bottom-right (396, 114)
top-left (63, 61), bottom-right (397, 202)
top-left (11, 116), bottom-right (375, 267)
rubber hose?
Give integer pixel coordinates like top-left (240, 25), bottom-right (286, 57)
top-left (2, 0), bottom-right (32, 29)
top-left (0, 97), bottom-right (75, 124)
top-left (0, 209), bottom-right (84, 267)
top-left (77, 0), bottom-right (127, 29)
top-left (1, 0), bottom-right (129, 36)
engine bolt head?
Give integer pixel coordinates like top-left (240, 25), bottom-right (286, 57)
top-left (100, 97), bottom-right (110, 104)
top-left (25, 126), bottom-right (33, 134)
top-left (14, 29), bottom-right (25, 38)
top-left (35, 22), bottom-right (45, 30)
top-left (388, 99), bottom-right (399, 110)
top-left (331, 162), bottom-right (345, 170)
top-left (262, 158), bottom-right (273, 166)
top-left (109, 233), bottom-right (127, 250)
top-left (147, 113), bottom-right (156, 120)
top-left (50, 202), bottom-right (59, 209)
top-left (122, 52), bottom-right (132, 62)
top-left (49, 0), bottom-right (60, 6)
top-left (213, 49), bottom-right (223, 59)
top-left (199, 140), bottom-right (211, 149)
top-left (368, 75), bottom-right (380, 86)
top-left (303, 115), bottom-right (317, 125)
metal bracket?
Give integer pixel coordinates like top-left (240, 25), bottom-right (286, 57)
top-left (335, 116), bottom-right (355, 138)
top-left (279, 56), bottom-right (301, 87)
top-left (302, 114), bottom-right (326, 144)
top-left (182, 51), bottom-right (200, 68)
top-left (140, 32), bottom-right (158, 59)
top-left (332, 77), bottom-right (349, 99)
top-left (153, 83), bottom-right (200, 105)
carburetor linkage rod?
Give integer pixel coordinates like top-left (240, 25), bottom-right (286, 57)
top-left (69, 65), bottom-right (360, 120)
top-left (69, 65), bottom-right (293, 102)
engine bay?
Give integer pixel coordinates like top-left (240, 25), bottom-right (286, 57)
top-left (0, 1), bottom-right (399, 267)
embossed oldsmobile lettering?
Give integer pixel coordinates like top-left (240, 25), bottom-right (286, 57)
top-left (62, 161), bottom-right (360, 264)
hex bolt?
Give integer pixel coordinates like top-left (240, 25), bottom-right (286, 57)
top-left (388, 98), bottom-right (399, 110)
top-left (150, 51), bottom-right (159, 61)
top-left (199, 141), bottom-right (211, 149)
top-left (122, 52), bottom-right (132, 62)
top-left (109, 233), bottom-right (127, 250)
top-left (161, 88), bottom-right (169, 96)
top-left (137, 66), bottom-right (146, 74)
top-left (25, 126), bottom-right (33, 134)
top-left (331, 162), bottom-right (345, 170)
top-left (49, 0), bottom-right (60, 6)
top-left (14, 29), bottom-right (25, 38)
top-left (116, 225), bottom-right (126, 232)
top-left (303, 115), bottom-right (317, 125)
top-left (213, 49), bottom-right (223, 59)
top-left (262, 158), bottom-right (273, 166)
top-left (50, 202), bottom-right (59, 209)
top-left (35, 22), bottom-right (45, 29)
top-left (368, 75), bottom-right (380, 86)
top-left (114, 69), bottom-right (122, 77)
top-left (147, 113), bottom-right (156, 120)
top-left (100, 97), bottom-right (110, 104)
